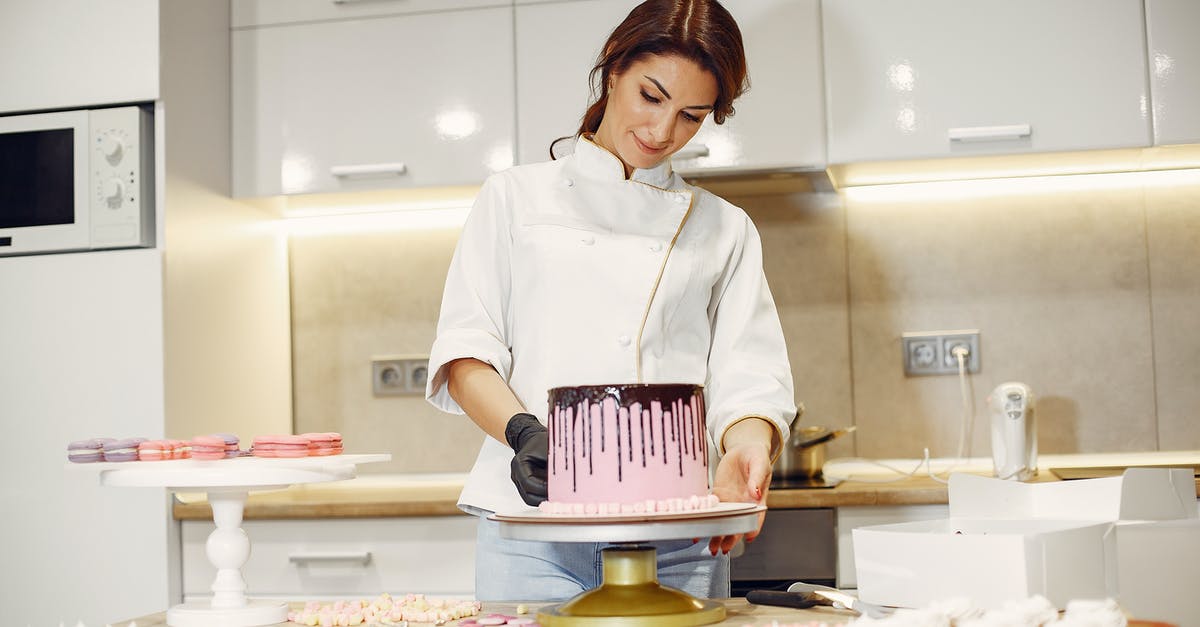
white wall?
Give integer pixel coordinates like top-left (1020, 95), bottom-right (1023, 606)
top-left (0, 249), bottom-right (170, 624)
top-left (159, 0), bottom-right (293, 441)
top-left (0, 0), bottom-right (159, 112)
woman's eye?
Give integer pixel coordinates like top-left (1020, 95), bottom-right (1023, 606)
top-left (640, 90), bottom-right (661, 104)
top-left (682, 112), bottom-right (701, 124)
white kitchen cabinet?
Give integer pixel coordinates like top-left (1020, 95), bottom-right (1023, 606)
top-left (1145, 0), bottom-right (1200, 145)
top-left (823, 0), bottom-right (1152, 164)
top-left (515, 0), bottom-right (827, 174)
top-left (0, 0), bottom-right (158, 113)
top-left (182, 517), bottom-right (478, 600)
top-left (231, 0), bottom-right (509, 29)
top-left (232, 5), bottom-right (515, 197)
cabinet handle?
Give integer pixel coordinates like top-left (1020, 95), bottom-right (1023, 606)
top-left (330, 163), bottom-right (408, 178)
top-left (288, 552), bottom-right (373, 566)
top-left (672, 144), bottom-right (710, 161)
top-left (331, 0), bottom-right (405, 4)
top-left (947, 124), bottom-right (1032, 143)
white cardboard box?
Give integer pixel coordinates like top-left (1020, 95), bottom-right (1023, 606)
top-left (853, 468), bottom-right (1197, 614)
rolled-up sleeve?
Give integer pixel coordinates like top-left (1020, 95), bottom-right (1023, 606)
top-left (705, 214), bottom-right (796, 457)
top-left (426, 174), bottom-right (514, 414)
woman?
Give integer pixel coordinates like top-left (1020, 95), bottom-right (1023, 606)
top-left (426, 0), bottom-right (795, 601)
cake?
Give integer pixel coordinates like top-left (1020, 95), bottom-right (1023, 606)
top-left (541, 383), bottom-right (719, 514)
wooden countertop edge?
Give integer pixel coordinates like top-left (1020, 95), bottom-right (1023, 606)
top-left (173, 499), bottom-right (468, 520)
top-left (172, 477), bottom-right (1198, 522)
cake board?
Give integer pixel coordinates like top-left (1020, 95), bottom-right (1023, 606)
top-left (68, 454), bottom-right (391, 627)
top-left (491, 502), bottom-right (766, 627)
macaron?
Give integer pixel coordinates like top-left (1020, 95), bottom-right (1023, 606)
top-left (252, 435), bottom-right (310, 458)
top-left (137, 440), bottom-right (170, 461)
top-left (300, 432), bottom-right (343, 456)
top-left (102, 437), bottom-right (147, 462)
top-left (212, 432), bottom-right (241, 458)
top-left (190, 435), bottom-right (228, 460)
top-left (67, 439), bottom-right (104, 463)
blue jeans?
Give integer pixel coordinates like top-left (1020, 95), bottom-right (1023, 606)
top-left (474, 514), bottom-right (730, 602)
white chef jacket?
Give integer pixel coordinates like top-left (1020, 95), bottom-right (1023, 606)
top-left (426, 136), bottom-right (795, 516)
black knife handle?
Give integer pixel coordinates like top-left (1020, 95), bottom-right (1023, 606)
top-left (746, 590), bottom-right (820, 609)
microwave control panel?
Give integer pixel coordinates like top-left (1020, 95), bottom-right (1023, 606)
top-left (89, 106), bottom-right (153, 248)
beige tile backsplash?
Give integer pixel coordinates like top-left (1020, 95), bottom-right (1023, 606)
top-left (291, 170), bottom-right (1200, 474)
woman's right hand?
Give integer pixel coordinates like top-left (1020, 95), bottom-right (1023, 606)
top-left (505, 413), bottom-right (549, 506)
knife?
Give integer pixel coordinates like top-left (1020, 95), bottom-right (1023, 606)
top-left (786, 582), bottom-right (893, 619)
top-left (745, 589), bottom-right (828, 610)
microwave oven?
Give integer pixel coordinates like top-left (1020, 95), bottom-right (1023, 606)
top-left (0, 104), bottom-right (154, 257)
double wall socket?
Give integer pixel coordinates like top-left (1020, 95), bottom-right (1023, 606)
top-left (372, 355), bottom-right (430, 396)
top-left (902, 330), bottom-right (981, 376)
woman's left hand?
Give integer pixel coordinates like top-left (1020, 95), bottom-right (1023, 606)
top-left (706, 438), bottom-right (773, 556)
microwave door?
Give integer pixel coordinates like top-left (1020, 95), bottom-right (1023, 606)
top-left (0, 110), bottom-right (90, 256)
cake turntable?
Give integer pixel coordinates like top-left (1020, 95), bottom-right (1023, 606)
top-left (491, 502), bottom-right (766, 626)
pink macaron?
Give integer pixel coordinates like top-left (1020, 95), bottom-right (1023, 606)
top-left (300, 432), bottom-right (343, 456)
top-left (252, 435), bottom-right (310, 458)
top-left (190, 435), bottom-right (228, 460)
top-left (137, 440), bottom-right (170, 461)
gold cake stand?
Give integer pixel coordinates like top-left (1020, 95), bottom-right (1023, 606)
top-left (490, 502), bottom-right (765, 627)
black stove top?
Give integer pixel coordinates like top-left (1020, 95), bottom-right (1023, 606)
top-left (771, 476), bottom-right (842, 490)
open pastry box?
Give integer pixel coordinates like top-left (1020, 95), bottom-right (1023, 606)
top-left (852, 468), bottom-right (1200, 620)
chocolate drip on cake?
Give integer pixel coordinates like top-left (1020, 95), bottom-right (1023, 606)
top-left (547, 384), bottom-right (705, 493)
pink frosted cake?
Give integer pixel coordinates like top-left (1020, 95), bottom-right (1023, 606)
top-left (541, 383), bottom-right (719, 515)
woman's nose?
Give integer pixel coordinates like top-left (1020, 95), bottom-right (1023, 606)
top-left (649, 112), bottom-right (674, 145)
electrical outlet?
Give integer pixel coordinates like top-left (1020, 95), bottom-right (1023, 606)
top-left (902, 330), bottom-right (980, 376)
top-left (372, 356), bottom-right (429, 396)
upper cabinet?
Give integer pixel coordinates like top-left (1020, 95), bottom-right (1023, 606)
top-left (1145, 0), bottom-right (1200, 146)
top-left (0, 0), bottom-right (158, 113)
top-left (231, 1), bottom-right (515, 197)
top-left (823, 0), bottom-right (1152, 164)
top-left (515, 0), bottom-right (827, 174)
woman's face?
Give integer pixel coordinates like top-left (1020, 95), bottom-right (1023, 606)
top-left (593, 53), bottom-right (718, 176)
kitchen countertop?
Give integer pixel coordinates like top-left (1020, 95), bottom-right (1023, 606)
top-left (115, 598), bottom-right (1178, 626)
top-left (172, 451), bottom-right (1200, 521)
top-left (117, 599), bottom-right (856, 626)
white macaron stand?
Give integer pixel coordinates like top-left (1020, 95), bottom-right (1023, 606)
top-left (69, 453), bottom-right (390, 627)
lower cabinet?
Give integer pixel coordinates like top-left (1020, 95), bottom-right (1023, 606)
top-left (835, 504), bottom-right (948, 589)
top-left (730, 508), bottom-right (837, 594)
top-left (182, 516), bottom-right (478, 601)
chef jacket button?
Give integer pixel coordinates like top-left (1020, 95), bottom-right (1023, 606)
top-left (649, 241), bottom-right (663, 252)
top-left (617, 335), bottom-right (631, 347)
top-left (673, 194), bottom-right (687, 204)
top-left (563, 178), bottom-right (575, 187)
top-left (580, 235), bottom-right (595, 245)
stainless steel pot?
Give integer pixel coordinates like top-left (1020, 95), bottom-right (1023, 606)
top-left (773, 405), bottom-right (857, 479)
top-left (775, 425), bottom-right (830, 479)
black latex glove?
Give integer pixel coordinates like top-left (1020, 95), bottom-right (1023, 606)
top-left (505, 412), bottom-right (549, 506)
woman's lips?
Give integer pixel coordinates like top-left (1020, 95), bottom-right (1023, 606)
top-left (633, 134), bottom-right (667, 155)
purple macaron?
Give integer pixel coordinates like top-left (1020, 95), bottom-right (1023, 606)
top-left (102, 437), bottom-right (147, 462)
top-left (212, 432), bottom-right (241, 458)
top-left (67, 439), bottom-right (105, 463)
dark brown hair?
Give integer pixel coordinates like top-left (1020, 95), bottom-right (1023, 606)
top-left (552, 0), bottom-right (749, 158)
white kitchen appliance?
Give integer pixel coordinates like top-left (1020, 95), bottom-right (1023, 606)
top-left (0, 104), bottom-right (154, 256)
top-left (988, 382), bottom-right (1037, 481)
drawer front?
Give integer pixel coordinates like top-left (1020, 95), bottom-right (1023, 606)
top-left (232, 0), bottom-right (511, 28)
top-left (182, 517), bottom-right (477, 597)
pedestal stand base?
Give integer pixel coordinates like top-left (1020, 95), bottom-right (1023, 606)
top-left (537, 547), bottom-right (725, 627)
top-left (166, 600), bottom-right (288, 627)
